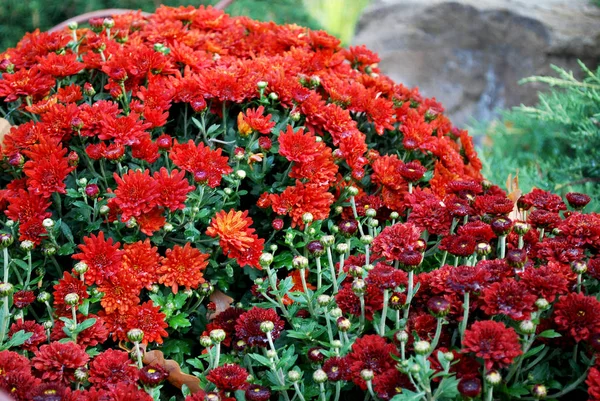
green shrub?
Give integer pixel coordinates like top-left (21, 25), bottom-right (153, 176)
top-left (475, 61), bottom-right (600, 208)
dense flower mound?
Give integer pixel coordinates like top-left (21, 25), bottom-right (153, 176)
top-left (0, 5), bottom-right (597, 401)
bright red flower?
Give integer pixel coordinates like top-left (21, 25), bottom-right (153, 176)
top-left (125, 301), bottom-right (169, 345)
top-left (462, 320), bottom-right (522, 370)
top-left (72, 231), bottom-right (123, 285)
top-left (0, 67), bottom-right (55, 102)
top-left (371, 154), bottom-right (405, 191)
top-left (51, 314), bottom-right (109, 348)
top-left (37, 52), bottom-right (84, 77)
top-left (136, 206), bottom-right (167, 236)
top-left (158, 243), bottom-right (209, 294)
top-left (88, 349), bottom-right (139, 389)
top-left (23, 151), bottom-right (75, 198)
top-left (588, 367), bottom-right (600, 401)
top-left (480, 279), bottom-right (537, 321)
top-left (269, 181), bottom-right (335, 228)
top-left (12, 290), bottom-right (35, 309)
top-left (97, 271), bottom-right (141, 314)
top-left (154, 167), bottom-right (195, 212)
top-left (278, 126), bottom-right (321, 163)
top-left (32, 341), bottom-right (89, 384)
top-left (53, 271), bottom-right (89, 315)
top-left (113, 169), bottom-right (161, 222)
top-left (553, 292), bottom-right (600, 342)
top-left (206, 364), bottom-right (249, 392)
top-left (235, 307), bottom-right (284, 348)
top-left (170, 140), bottom-right (233, 188)
top-left (206, 209), bottom-right (265, 269)
top-left (371, 222), bottom-right (422, 262)
top-left (122, 239), bottom-right (161, 290)
top-left (237, 106), bottom-right (275, 136)
top-left (345, 335), bottom-right (398, 390)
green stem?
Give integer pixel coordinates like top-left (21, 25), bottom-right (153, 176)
top-left (299, 270), bottom-right (315, 316)
top-left (428, 318), bottom-right (444, 357)
top-left (326, 247), bottom-right (338, 292)
top-left (459, 292), bottom-right (470, 345)
top-left (499, 235), bottom-right (506, 259)
top-left (316, 257), bottom-right (323, 289)
top-left (2, 248), bottom-right (8, 283)
top-left (24, 250), bottom-right (32, 289)
top-left (403, 271), bottom-right (415, 321)
top-left (379, 289), bottom-right (389, 336)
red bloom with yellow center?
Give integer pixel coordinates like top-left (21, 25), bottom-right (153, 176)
top-left (206, 209), bottom-right (264, 269)
top-left (206, 364), bottom-right (249, 392)
top-left (268, 181), bottom-right (335, 228)
top-left (158, 243), bottom-right (209, 293)
top-left (0, 67), bottom-right (55, 102)
top-left (553, 292), bottom-right (600, 342)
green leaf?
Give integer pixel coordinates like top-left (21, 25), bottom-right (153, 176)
top-left (248, 353), bottom-right (273, 367)
top-left (59, 221), bottom-right (74, 243)
top-left (1, 330), bottom-right (33, 350)
top-left (74, 318), bottom-right (97, 334)
top-left (538, 330), bottom-right (561, 339)
top-left (168, 313), bottom-right (191, 330)
top-left (524, 344), bottom-right (546, 359)
top-left (390, 389), bottom-right (427, 401)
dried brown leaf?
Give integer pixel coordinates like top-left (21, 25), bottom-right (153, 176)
top-left (143, 349), bottom-right (202, 393)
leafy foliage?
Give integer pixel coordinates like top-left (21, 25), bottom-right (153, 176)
top-left (474, 61), bottom-right (600, 209)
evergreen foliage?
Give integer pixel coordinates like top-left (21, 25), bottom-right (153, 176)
top-left (475, 61), bottom-right (600, 209)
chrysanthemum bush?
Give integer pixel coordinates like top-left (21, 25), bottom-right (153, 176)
top-left (0, 5), bottom-right (598, 401)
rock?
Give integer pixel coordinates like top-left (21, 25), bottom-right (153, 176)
top-left (354, 0), bottom-right (600, 126)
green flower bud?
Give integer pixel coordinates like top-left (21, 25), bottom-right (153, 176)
top-left (210, 329), bottom-right (226, 343)
top-left (313, 369), bottom-right (327, 383)
top-left (64, 293), bottom-right (79, 306)
top-left (127, 328), bottom-right (144, 343)
top-left (260, 321), bottom-right (275, 333)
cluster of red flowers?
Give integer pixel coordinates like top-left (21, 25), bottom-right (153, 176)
top-left (0, 4), bottom-right (597, 401)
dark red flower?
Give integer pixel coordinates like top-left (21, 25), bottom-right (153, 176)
top-left (445, 264), bottom-right (490, 294)
top-left (235, 307), bottom-right (284, 348)
top-left (371, 222), bottom-right (422, 262)
top-left (457, 220), bottom-right (495, 243)
top-left (519, 262), bottom-right (569, 302)
top-left (566, 192), bottom-right (591, 210)
top-left (322, 356), bottom-right (349, 381)
top-left (245, 384), bottom-right (271, 401)
top-left (522, 188), bottom-right (566, 212)
top-left (335, 281), bottom-right (383, 321)
top-left (439, 234), bottom-right (476, 257)
top-left (0, 370), bottom-right (40, 401)
top-left (528, 209), bottom-right (561, 230)
top-left (53, 271), bottom-right (89, 315)
top-left (366, 263), bottom-right (407, 290)
top-left (8, 320), bottom-right (46, 351)
top-left (345, 335), bottom-right (398, 390)
top-left (398, 160), bottom-right (426, 183)
top-left (32, 341), bottom-right (89, 384)
top-left (205, 307), bottom-right (245, 347)
top-left (480, 280), bottom-right (537, 321)
top-left (587, 367), bottom-right (600, 401)
top-left (553, 292), bottom-right (600, 342)
top-left (462, 320), bottom-right (522, 370)
top-left (206, 363), bottom-right (249, 392)
top-left (13, 290), bottom-right (35, 309)
top-left (139, 364), bottom-right (169, 387)
top-left (88, 349), bottom-right (139, 389)
top-left (373, 369), bottom-right (415, 401)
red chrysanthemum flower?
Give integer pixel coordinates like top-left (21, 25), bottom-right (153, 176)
top-left (407, 192), bottom-right (452, 235)
top-left (445, 264), bottom-right (490, 294)
top-left (474, 194), bottom-right (514, 216)
top-left (588, 367), bottom-right (600, 401)
top-left (322, 356), bottom-right (350, 382)
top-left (522, 188), bottom-right (566, 212)
top-left (205, 307), bottom-right (245, 347)
top-left (480, 279), bottom-right (537, 321)
top-left (398, 160), bottom-right (427, 183)
top-left (126, 301), bottom-right (169, 345)
top-left (566, 192), bottom-right (591, 210)
top-left (158, 243), bottom-right (209, 293)
top-left (122, 239), bottom-right (161, 290)
top-left (98, 271), bottom-right (141, 314)
top-left (519, 262), bottom-right (569, 302)
top-left (206, 363), bottom-right (249, 392)
top-left (153, 167), bottom-right (195, 212)
top-left (206, 209), bottom-right (265, 269)
top-left (528, 209), bottom-right (562, 230)
top-left (100, 310), bottom-right (130, 343)
top-left (558, 212), bottom-right (600, 248)
top-left (32, 341), bottom-right (89, 384)
top-left (23, 151), bottom-right (75, 198)
top-left (72, 231), bottom-right (123, 285)
top-left (371, 154), bottom-right (405, 191)
top-left (553, 292), bottom-right (600, 342)
top-left (51, 314), bottom-right (109, 348)
top-left (269, 180), bottom-right (335, 228)
top-left (536, 236), bottom-right (584, 265)
top-left (457, 221), bottom-right (496, 244)
top-left (113, 169), bottom-right (161, 222)
top-left (136, 206), bottom-right (167, 236)
top-left (371, 222), bottom-right (422, 262)
top-left (366, 263), bottom-right (408, 290)
top-left (462, 320), bottom-right (522, 370)
top-left (99, 112), bottom-right (152, 146)
top-left (37, 52), bottom-right (84, 77)
top-left (0, 370), bottom-right (40, 401)
top-left (336, 281), bottom-right (384, 321)
top-left (88, 349), bottom-right (139, 389)
top-left (8, 320), bottom-right (46, 351)
top-left (0, 349), bottom-right (31, 376)
top-left (237, 106), bottom-right (275, 136)
top-left (53, 271), bottom-right (89, 315)
top-left (12, 290), bottom-right (35, 309)
top-left (373, 369), bottom-right (415, 401)
top-left (476, 259), bottom-right (514, 283)
top-left (101, 382), bottom-right (154, 401)
top-left (278, 126), bottom-right (321, 163)
top-left (170, 140), bottom-right (233, 188)
top-left (235, 307), bottom-right (284, 348)
top-left (439, 234), bottom-right (476, 257)
top-left (345, 335), bottom-right (398, 390)
top-left (0, 67), bottom-right (55, 102)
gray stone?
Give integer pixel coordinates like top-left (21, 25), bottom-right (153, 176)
top-left (354, 0), bottom-right (600, 126)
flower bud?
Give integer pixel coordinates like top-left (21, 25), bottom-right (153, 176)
top-left (360, 235), bottom-right (373, 245)
top-left (0, 233), bottom-right (13, 248)
top-left (572, 261), bottom-right (587, 274)
top-left (535, 298), bottom-right (550, 310)
top-left (331, 340), bottom-right (342, 349)
top-left (266, 350), bottom-right (277, 359)
top-left (73, 262), bottom-right (88, 275)
top-left (260, 321), bottom-right (275, 333)
top-left (74, 367), bottom-right (88, 382)
top-left (268, 92), bottom-right (278, 101)
top-left (360, 369), bottom-right (374, 381)
top-left (8, 153), bottom-right (24, 168)
top-left (458, 377), bottom-right (482, 398)
top-left (37, 291), bottom-right (51, 303)
top-left (68, 21), bottom-right (79, 30)
top-left (414, 340), bottom-right (431, 355)
top-left (347, 186), bottom-right (359, 196)
top-left (337, 317), bottom-right (351, 332)
top-left (150, 284), bottom-right (160, 293)
top-left (83, 83), bottom-right (96, 96)
top-left (532, 384), bottom-right (547, 399)
top-left (125, 217), bottom-right (137, 229)
top-left (257, 81), bottom-right (268, 89)
top-left (409, 364), bottom-right (421, 374)
top-left (259, 253), bottom-right (274, 267)
top-left (20, 240), bottom-right (34, 251)
top-left (335, 243), bottom-right (349, 255)
top-left (271, 219), bottom-right (284, 231)
top-left (292, 255), bottom-right (309, 270)
top-left (198, 282), bottom-right (215, 297)
top-left (0, 283), bottom-right (13, 297)
top-left (389, 292), bottom-right (407, 310)
top-left (485, 371), bottom-right (502, 386)
top-left (42, 218), bottom-right (55, 229)
top-left (330, 307), bottom-right (342, 319)
top-left (395, 330), bottom-right (409, 343)
top-left (42, 245), bottom-right (56, 256)
top-left (316, 295), bottom-right (331, 306)
top-left (302, 212), bottom-right (314, 224)
top-left (210, 329), bottom-right (226, 343)
top-left (475, 242), bottom-right (492, 256)
top-left (199, 335), bottom-right (212, 347)
top-left (236, 169), bottom-right (247, 179)
top-left (513, 221), bottom-right (530, 235)
top-left (368, 218), bottom-right (379, 228)
top-left (506, 248), bottom-right (527, 269)
top-left (339, 220), bottom-right (359, 238)
top-left (313, 369), bottom-right (328, 383)
top-left (320, 235), bottom-right (334, 248)
top-left (85, 184), bottom-right (100, 199)
top-left (307, 240), bottom-right (325, 257)
top-left (365, 208), bottom-right (377, 218)
top-left (443, 352), bottom-right (455, 362)
top-left (427, 296), bottom-right (451, 318)
top-left (491, 217), bottom-right (513, 235)
top-left (64, 293), bottom-right (79, 306)
top-left (288, 370), bottom-right (301, 382)
top-left (99, 205), bottom-right (110, 215)
top-left (519, 320), bottom-right (536, 335)
top-left (390, 211), bottom-right (400, 220)
top-left (348, 264), bottom-right (363, 277)
top-left (103, 18), bottom-right (115, 28)
top-left (352, 279), bottom-right (366, 295)
top-left (127, 328), bottom-right (144, 343)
